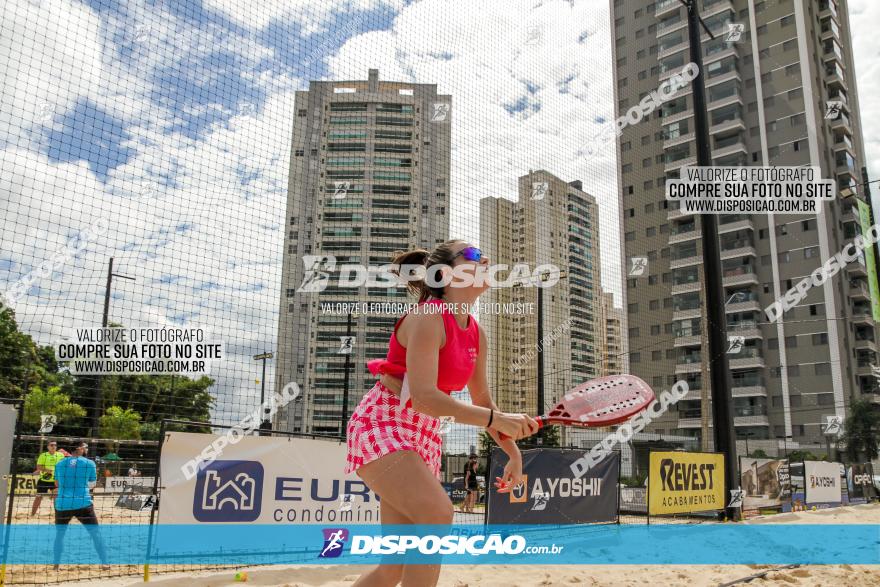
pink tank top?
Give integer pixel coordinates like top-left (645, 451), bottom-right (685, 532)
top-left (367, 299), bottom-right (480, 407)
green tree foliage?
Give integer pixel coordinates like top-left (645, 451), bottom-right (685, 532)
top-left (23, 385), bottom-right (86, 431)
top-left (0, 307), bottom-right (67, 398)
top-left (843, 397), bottom-right (880, 462)
top-left (98, 406), bottom-right (142, 441)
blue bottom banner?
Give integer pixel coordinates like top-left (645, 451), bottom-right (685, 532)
top-left (1, 524), bottom-right (878, 565)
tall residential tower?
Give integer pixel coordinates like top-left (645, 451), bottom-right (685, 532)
top-left (611, 0), bottom-right (877, 449)
top-left (275, 69), bottom-right (452, 435)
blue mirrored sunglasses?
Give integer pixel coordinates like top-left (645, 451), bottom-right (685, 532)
top-left (452, 246), bottom-right (482, 262)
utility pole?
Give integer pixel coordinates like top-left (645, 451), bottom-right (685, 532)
top-left (340, 312), bottom-right (357, 439)
top-left (679, 0), bottom-right (739, 520)
top-left (93, 257), bottom-right (134, 434)
top-left (700, 266), bottom-right (711, 452)
top-left (253, 352), bottom-right (274, 435)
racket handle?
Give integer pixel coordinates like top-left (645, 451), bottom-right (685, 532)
top-left (495, 416), bottom-right (545, 441)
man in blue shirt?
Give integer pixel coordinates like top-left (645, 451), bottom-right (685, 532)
top-left (53, 443), bottom-right (108, 569)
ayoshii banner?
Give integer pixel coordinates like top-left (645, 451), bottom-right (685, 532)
top-left (158, 432), bottom-right (379, 524)
top-left (804, 460), bottom-right (843, 506)
top-left (740, 458), bottom-right (791, 511)
top-left (2, 524), bottom-right (878, 565)
top-left (487, 448), bottom-right (619, 524)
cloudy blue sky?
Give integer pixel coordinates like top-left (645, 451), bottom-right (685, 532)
top-left (1, 0), bottom-right (878, 430)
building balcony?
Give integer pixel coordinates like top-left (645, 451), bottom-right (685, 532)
top-left (670, 254), bottom-right (703, 269)
top-left (703, 46), bottom-right (738, 68)
top-left (722, 269), bottom-right (759, 287)
top-left (729, 354), bottom-right (765, 370)
top-left (734, 414), bottom-right (770, 427)
top-left (825, 69), bottom-right (848, 92)
top-left (712, 141), bottom-right (748, 160)
top-left (674, 333), bottom-right (702, 348)
top-left (677, 417), bottom-right (702, 429)
top-left (850, 281), bottom-right (871, 300)
top-left (718, 217), bottom-right (754, 234)
top-left (725, 300), bottom-right (762, 315)
top-left (819, 1), bottom-right (840, 23)
top-left (732, 384), bottom-right (767, 398)
top-left (857, 363), bottom-right (877, 377)
top-left (673, 307), bottom-right (702, 322)
top-left (707, 93), bottom-right (743, 113)
top-left (720, 244), bottom-right (757, 261)
top-left (855, 338), bottom-right (878, 353)
top-left (727, 325), bottom-right (762, 341)
top-left (669, 226), bottom-right (701, 244)
top-left (658, 40), bottom-right (689, 61)
top-left (665, 155), bottom-right (697, 173)
top-left (675, 360), bottom-right (703, 374)
top-left (852, 311), bottom-right (874, 327)
top-left (671, 281), bottom-right (702, 295)
top-left (667, 206), bottom-right (694, 221)
top-left (710, 117), bottom-right (746, 136)
top-left (664, 131), bottom-right (695, 150)
top-left (847, 261), bottom-right (867, 278)
top-left (705, 68), bottom-right (742, 89)
top-left (655, 0), bottom-right (679, 17)
top-left (702, 0), bottom-right (735, 19)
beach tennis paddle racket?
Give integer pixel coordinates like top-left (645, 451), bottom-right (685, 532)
top-left (495, 374), bottom-right (655, 440)
top-left (494, 374), bottom-right (655, 491)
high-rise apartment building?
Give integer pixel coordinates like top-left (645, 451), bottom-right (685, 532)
top-left (480, 171), bottom-right (603, 425)
top-left (274, 69), bottom-right (451, 435)
top-left (600, 291), bottom-right (624, 376)
top-left (611, 0), bottom-right (877, 449)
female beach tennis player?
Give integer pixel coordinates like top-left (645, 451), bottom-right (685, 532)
top-left (345, 240), bottom-right (539, 587)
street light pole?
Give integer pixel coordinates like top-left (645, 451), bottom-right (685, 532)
top-left (253, 352), bottom-right (274, 435)
top-left (679, 0), bottom-right (739, 521)
top-left (94, 257), bottom-right (135, 435)
top-left (340, 312), bottom-right (356, 439)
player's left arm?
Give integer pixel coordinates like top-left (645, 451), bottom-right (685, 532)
top-left (468, 323), bottom-right (522, 460)
top-left (87, 461), bottom-right (97, 489)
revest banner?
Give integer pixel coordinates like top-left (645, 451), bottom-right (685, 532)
top-left (487, 448), bottom-right (619, 524)
top-left (804, 460), bottom-right (842, 505)
top-left (158, 432), bottom-right (380, 524)
top-left (648, 451), bottom-right (724, 515)
top-left (739, 458), bottom-right (790, 510)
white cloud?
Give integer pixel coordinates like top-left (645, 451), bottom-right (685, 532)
top-left (327, 0), bottom-right (621, 298)
top-left (203, 0), bottom-right (405, 34)
top-left (848, 0), bottom-right (880, 212)
top-left (0, 0), bottom-right (102, 146)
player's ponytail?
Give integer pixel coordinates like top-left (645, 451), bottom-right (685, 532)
top-left (391, 240), bottom-right (463, 302)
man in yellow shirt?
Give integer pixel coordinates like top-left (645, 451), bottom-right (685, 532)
top-left (31, 441), bottom-right (64, 516)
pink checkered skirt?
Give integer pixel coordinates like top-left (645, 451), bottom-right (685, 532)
top-left (345, 382), bottom-right (442, 479)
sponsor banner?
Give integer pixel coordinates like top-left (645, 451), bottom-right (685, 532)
top-left (104, 476), bottom-right (155, 493)
top-left (0, 404), bottom-right (16, 513)
top-left (648, 451), bottom-right (724, 515)
top-left (848, 463), bottom-right (877, 503)
top-left (2, 523), bottom-right (879, 565)
top-left (115, 491), bottom-right (156, 511)
top-left (6, 473), bottom-right (39, 495)
top-left (739, 458), bottom-right (791, 511)
top-left (487, 448), bottom-right (618, 524)
top-left (856, 199), bottom-right (880, 320)
top-left (158, 432), bottom-right (379, 524)
top-left (620, 487), bottom-right (647, 514)
top-left (804, 461), bottom-right (842, 505)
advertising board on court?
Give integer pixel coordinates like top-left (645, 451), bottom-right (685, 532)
top-left (648, 451), bottom-right (725, 516)
top-left (739, 458), bottom-right (790, 511)
top-left (158, 432), bottom-right (379, 524)
top-left (487, 448), bottom-right (619, 524)
top-left (804, 460), bottom-right (842, 506)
